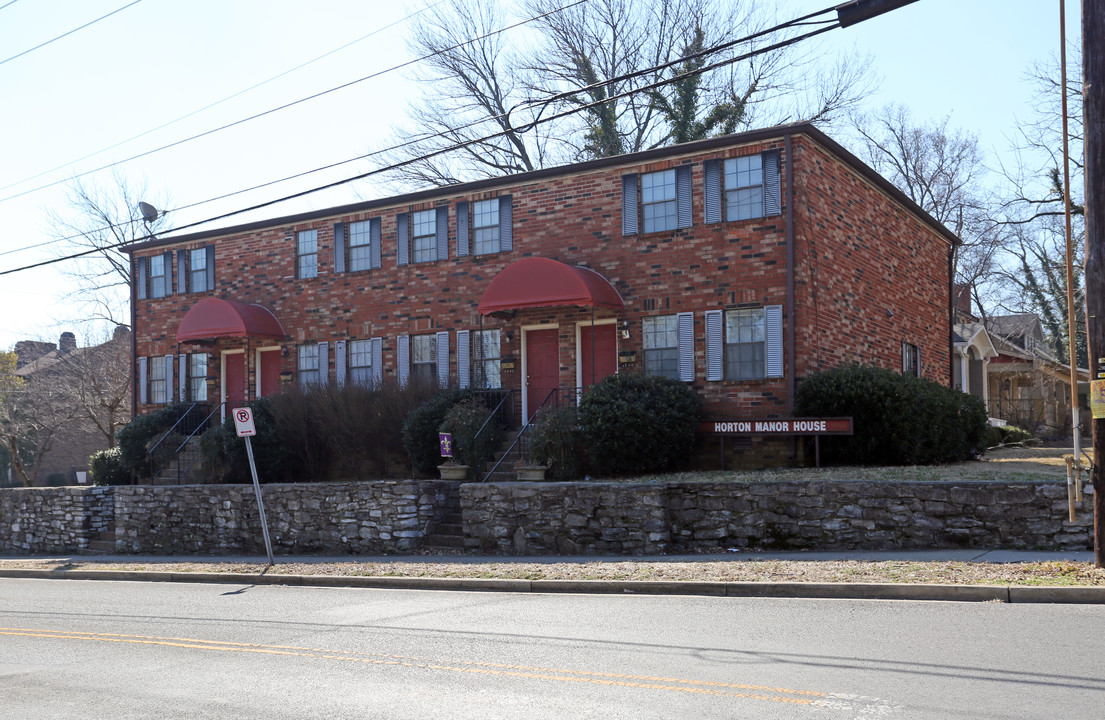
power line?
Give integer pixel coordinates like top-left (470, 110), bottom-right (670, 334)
top-left (0, 9), bottom-right (842, 278)
top-left (0, 0), bottom-right (586, 205)
top-left (0, 0), bottom-right (447, 195)
top-left (0, 0), bottom-right (142, 68)
top-left (0, 1), bottom-right (22, 11)
top-left (0, 2), bottom-right (841, 263)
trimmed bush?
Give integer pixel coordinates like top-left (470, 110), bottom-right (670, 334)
top-left (984, 423), bottom-right (1034, 449)
top-left (439, 398), bottom-right (504, 475)
top-left (200, 398), bottom-right (292, 484)
top-left (527, 404), bottom-right (586, 481)
top-left (794, 365), bottom-right (988, 466)
top-left (89, 447), bottom-right (129, 485)
top-left (402, 387), bottom-right (473, 476)
top-left (577, 373), bottom-right (702, 477)
top-left (116, 402), bottom-right (203, 477)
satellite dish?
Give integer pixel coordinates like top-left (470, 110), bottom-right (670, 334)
top-left (138, 202), bottom-right (159, 224)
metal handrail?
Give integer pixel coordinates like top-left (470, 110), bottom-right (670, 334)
top-left (150, 402), bottom-right (225, 485)
top-left (481, 387), bottom-right (566, 481)
top-left (470, 389), bottom-right (515, 481)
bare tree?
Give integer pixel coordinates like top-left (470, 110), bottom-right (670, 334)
top-left (378, 0), bottom-right (875, 187)
top-left (45, 170), bottom-right (171, 327)
top-left (850, 104), bottom-right (1002, 317)
top-left (0, 351), bottom-right (81, 487)
top-left (53, 328), bottom-right (133, 448)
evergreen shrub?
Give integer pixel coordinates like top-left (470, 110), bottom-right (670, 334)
top-left (402, 387), bottom-right (473, 475)
top-left (89, 447), bottom-right (129, 485)
top-left (794, 365), bottom-right (988, 465)
top-left (577, 373), bottom-right (702, 477)
top-left (438, 398), bottom-right (504, 475)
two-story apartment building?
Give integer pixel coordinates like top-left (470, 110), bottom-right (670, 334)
top-left (125, 123), bottom-right (956, 460)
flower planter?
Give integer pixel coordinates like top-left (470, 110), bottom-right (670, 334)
top-left (515, 465), bottom-right (548, 482)
top-left (438, 464), bottom-right (469, 480)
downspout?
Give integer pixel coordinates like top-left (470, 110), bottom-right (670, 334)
top-left (785, 134), bottom-right (796, 411)
top-left (130, 254), bottom-right (138, 419)
top-left (949, 245), bottom-right (956, 389)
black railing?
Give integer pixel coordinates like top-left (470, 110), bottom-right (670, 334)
top-left (148, 402), bottom-right (224, 484)
top-left (470, 389), bottom-right (515, 481)
top-left (481, 387), bottom-right (580, 481)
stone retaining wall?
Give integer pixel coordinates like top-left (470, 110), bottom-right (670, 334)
top-left (0, 479), bottom-right (1093, 556)
top-left (461, 480), bottom-right (1094, 554)
top-left (0, 486), bottom-right (113, 554)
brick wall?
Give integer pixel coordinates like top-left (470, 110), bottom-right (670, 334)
top-left (130, 127), bottom-right (953, 436)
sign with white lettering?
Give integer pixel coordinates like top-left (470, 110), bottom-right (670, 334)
top-left (699, 417), bottom-right (853, 436)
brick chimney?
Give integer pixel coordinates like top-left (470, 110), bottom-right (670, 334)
top-left (59, 332), bottom-right (76, 354)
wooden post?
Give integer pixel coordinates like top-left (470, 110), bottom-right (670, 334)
top-left (1083, 0), bottom-right (1105, 567)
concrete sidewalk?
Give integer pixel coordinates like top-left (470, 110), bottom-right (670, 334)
top-left (2, 548), bottom-right (1102, 605)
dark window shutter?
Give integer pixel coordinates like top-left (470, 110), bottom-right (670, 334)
top-left (370, 218), bottom-right (382, 269)
top-left (138, 357), bottom-right (148, 404)
top-left (334, 222), bottom-right (346, 273)
top-left (703, 159), bottom-right (722, 224)
top-left (178, 355), bottom-right (186, 401)
top-left (456, 201), bottom-right (469, 257)
top-left (164, 354), bottom-right (174, 403)
top-left (162, 252), bottom-right (172, 296)
top-left (675, 166), bottom-right (692, 229)
top-left (396, 213), bottom-right (409, 266)
top-left (499, 195), bottom-right (513, 252)
top-left (764, 149), bottom-right (782, 216)
top-left (205, 245), bottom-right (215, 290)
top-left (622, 174), bottom-right (639, 235)
top-left (136, 257), bottom-right (147, 299)
top-left (435, 206), bottom-right (449, 261)
top-left (176, 250), bottom-right (186, 294)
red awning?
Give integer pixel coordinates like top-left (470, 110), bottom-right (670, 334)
top-left (478, 257), bottom-right (624, 315)
top-left (176, 298), bottom-right (286, 342)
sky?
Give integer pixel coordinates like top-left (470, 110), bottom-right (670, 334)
top-left (0, 0), bottom-right (1082, 351)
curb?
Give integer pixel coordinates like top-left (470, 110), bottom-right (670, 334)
top-left (2, 567), bottom-right (1103, 603)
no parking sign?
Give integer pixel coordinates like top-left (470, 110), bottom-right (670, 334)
top-left (233, 407), bottom-right (257, 437)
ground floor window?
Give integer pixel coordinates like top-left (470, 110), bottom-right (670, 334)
top-left (298, 344), bottom-right (320, 385)
top-left (902, 342), bottom-right (920, 377)
top-left (149, 356), bottom-right (168, 404)
top-left (725, 308), bottom-right (765, 380)
top-left (349, 339), bottom-right (373, 385)
top-left (412, 334), bottom-right (437, 378)
top-left (474, 329), bottom-right (501, 388)
top-left (643, 315), bottom-right (679, 380)
top-left (189, 353), bottom-right (208, 401)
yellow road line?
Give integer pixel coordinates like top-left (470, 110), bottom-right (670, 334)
top-left (1, 626), bottom-right (823, 705)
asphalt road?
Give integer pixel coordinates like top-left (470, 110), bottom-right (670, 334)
top-left (1, 578), bottom-right (1103, 719)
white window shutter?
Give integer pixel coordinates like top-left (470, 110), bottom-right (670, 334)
top-left (705, 310), bottom-right (723, 381)
top-left (371, 337), bottom-right (383, 384)
top-left (138, 357), bottom-right (148, 404)
top-left (677, 312), bottom-right (694, 382)
top-left (163, 354), bottom-right (173, 403)
top-left (436, 330), bottom-right (450, 386)
top-left (397, 335), bottom-right (410, 386)
top-left (335, 340), bottom-right (347, 386)
top-left (765, 305), bottom-right (784, 378)
top-left (317, 342), bottom-right (329, 383)
top-left (178, 355), bottom-right (187, 401)
top-left (457, 330), bottom-right (471, 388)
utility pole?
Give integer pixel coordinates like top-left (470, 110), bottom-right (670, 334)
top-left (1083, 0), bottom-right (1105, 567)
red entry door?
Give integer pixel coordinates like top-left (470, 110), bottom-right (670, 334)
top-left (259, 351), bottom-right (281, 397)
top-left (525, 328), bottom-right (559, 422)
top-left (580, 323), bottom-right (617, 390)
top-left (224, 353), bottom-right (246, 407)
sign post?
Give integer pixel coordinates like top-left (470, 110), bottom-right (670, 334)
top-left (233, 407), bottom-right (275, 565)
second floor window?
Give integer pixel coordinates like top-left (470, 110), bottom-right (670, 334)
top-left (412, 210), bottom-right (436, 264)
top-left (348, 220), bottom-right (373, 272)
top-left (190, 248), bottom-right (209, 292)
top-left (473, 199), bottom-right (500, 256)
top-left (641, 169), bottom-right (677, 233)
top-left (724, 155), bottom-right (764, 221)
top-left (149, 254), bottom-right (169, 298)
top-left (297, 229), bottom-right (318, 279)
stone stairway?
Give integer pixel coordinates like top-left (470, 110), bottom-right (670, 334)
top-left (84, 526), bottom-right (116, 555)
top-left (152, 444), bottom-right (204, 485)
top-left (421, 507), bottom-right (467, 551)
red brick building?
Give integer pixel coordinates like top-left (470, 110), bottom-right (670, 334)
top-left (125, 123), bottom-right (955, 448)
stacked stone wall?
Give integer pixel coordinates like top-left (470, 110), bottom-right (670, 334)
top-left (0, 486), bottom-right (113, 553)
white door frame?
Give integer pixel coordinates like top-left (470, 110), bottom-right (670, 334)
top-left (574, 318), bottom-right (618, 391)
top-left (255, 346), bottom-right (281, 397)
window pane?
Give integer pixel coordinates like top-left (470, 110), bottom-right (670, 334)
top-left (349, 221), bottom-right (372, 272)
top-left (724, 156), bottom-right (765, 221)
top-left (190, 248), bottom-right (208, 292)
top-left (298, 345), bottom-right (319, 386)
top-left (725, 308), bottom-right (766, 380)
top-left (641, 169), bottom-right (677, 233)
top-left (189, 353), bottom-right (208, 402)
top-left (349, 339), bottom-right (373, 385)
top-left (298, 230), bottom-right (318, 279)
top-left (473, 330), bottom-right (501, 388)
top-left (643, 315), bottom-right (678, 350)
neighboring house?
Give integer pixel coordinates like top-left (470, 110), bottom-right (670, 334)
top-left (983, 314), bottom-right (1088, 437)
top-left (12, 328), bottom-right (132, 485)
top-left (123, 122), bottom-right (956, 467)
